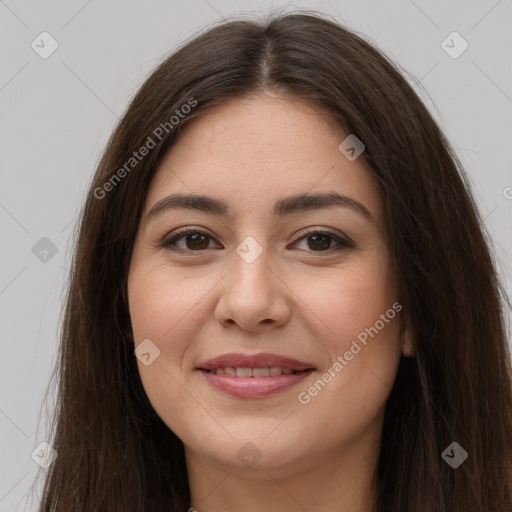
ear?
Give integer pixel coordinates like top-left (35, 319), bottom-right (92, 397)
top-left (123, 323), bottom-right (134, 342)
top-left (400, 323), bottom-right (415, 357)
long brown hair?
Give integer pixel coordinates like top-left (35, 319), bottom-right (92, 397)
top-left (33, 11), bottom-right (512, 511)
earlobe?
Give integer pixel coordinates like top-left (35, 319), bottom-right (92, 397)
top-left (124, 326), bottom-right (134, 342)
top-left (397, 306), bottom-right (415, 357)
top-left (401, 327), bottom-right (415, 357)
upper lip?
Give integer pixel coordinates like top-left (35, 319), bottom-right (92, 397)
top-left (197, 352), bottom-right (315, 371)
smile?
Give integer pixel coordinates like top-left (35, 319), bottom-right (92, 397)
top-left (196, 352), bottom-right (316, 398)
top-left (198, 367), bottom-right (315, 398)
top-left (208, 366), bottom-right (300, 376)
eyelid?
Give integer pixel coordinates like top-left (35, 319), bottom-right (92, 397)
top-left (160, 226), bottom-right (220, 250)
top-left (160, 226), bottom-right (354, 252)
top-left (292, 227), bottom-right (355, 249)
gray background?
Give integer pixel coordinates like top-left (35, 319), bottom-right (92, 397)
top-left (1, 0), bottom-right (511, 509)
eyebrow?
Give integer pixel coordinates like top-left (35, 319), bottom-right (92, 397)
top-left (146, 192), bottom-right (374, 223)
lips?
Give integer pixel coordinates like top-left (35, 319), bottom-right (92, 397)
top-left (196, 352), bottom-right (316, 399)
top-left (197, 352), bottom-right (315, 372)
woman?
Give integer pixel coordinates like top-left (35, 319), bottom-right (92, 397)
top-left (35, 12), bottom-right (512, 512)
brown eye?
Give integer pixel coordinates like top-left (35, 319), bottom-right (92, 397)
top-left (161, 228), bottom-right (353, 254)
top-left (183, 233), bottom-right (210, 250)
top-left (306, 233), bottom-right (333, 251)
top-left (293, 230), bottom-right (353, 253)
top-left (161, 230), bottom-right (218, 251)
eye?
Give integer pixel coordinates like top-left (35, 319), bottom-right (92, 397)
top-left (290, 229), bottom-right (354, 252)
top-left (160, 229), bottom-right (220, 252)
top-left (160, 228), bottom-right (353, 253)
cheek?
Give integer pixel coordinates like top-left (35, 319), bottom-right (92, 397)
top-left (293, 255), bottom-right (398, 350)
top-left (127, 263), bottom-right (213, 429)
top-left (128, 263), bottom-right (216, 346)
top-left (291, 257), bottom-right (401, 411)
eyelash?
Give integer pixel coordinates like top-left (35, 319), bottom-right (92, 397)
top-left (160, 227), bottom-right (354, 254)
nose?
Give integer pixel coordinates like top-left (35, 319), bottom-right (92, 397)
top-left (214, 245), bottom-right (291, 332)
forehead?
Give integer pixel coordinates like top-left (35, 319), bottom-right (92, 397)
top-left (143, 93), bottom-right (384, 226)
top-left (169, 93), bottom-right (344, 165)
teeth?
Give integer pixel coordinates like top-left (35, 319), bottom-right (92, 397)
top-left (236, 367), bottom-right (253, 377)
top-left (252, 367), bottom-right (270, 377)
top-left (210, 367), bottom-right (300, 377)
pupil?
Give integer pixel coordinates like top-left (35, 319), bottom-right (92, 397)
top-left (187, 233), bottom-right (208, 250)
top-left (309, 234), bottom-right (330, 251)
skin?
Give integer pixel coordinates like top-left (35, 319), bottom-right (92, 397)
top-left (127, 92), bottom-right (406, 512)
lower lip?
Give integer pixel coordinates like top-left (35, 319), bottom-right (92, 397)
top-left (199, 369), bottom-right (315, 398)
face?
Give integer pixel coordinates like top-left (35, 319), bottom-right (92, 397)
top-left (127, 93), bottom-right (403, 475)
